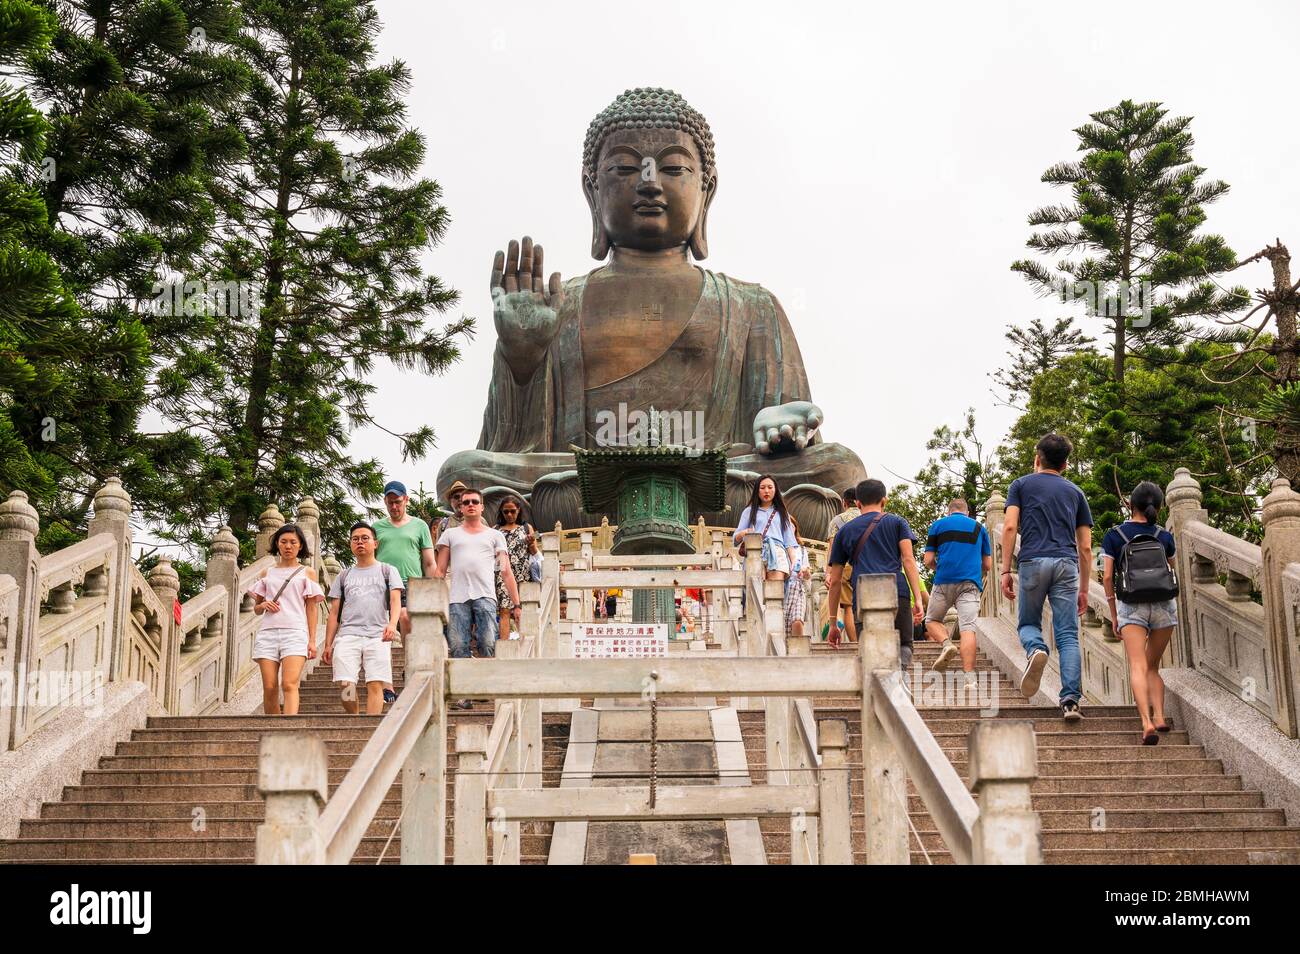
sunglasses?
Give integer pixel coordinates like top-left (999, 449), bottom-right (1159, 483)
top-left (461, 499), bottom-right (482, 507)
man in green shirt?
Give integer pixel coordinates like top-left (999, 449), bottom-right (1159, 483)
top-left (374, 480), bottom-right (434, 702)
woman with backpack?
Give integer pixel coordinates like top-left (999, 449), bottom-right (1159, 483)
top-left (249, 523), bottom-right (326, 715)
top-left (1101, 481), bottom-right (1179, 745)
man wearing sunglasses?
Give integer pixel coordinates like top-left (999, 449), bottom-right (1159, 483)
top-left (434, 488), bottom-right (522, 709)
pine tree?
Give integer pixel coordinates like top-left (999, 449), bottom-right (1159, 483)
top-left (1011, 100), bottom-right (1244, 395)
top-left (149, 0), bottom-right (470, 556)
top-left (7, 0), bottom-right (247, 540)
top-left (993, 317), bottom-right (1095, 400)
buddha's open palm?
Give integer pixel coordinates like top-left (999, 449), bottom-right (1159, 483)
top-left (491, 236), bottom-right (564, 354)
top-left (753, 400), bottom-right (823, 455)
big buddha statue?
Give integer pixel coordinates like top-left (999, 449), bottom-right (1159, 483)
top-left (437, 88), bottom-right (866, 538)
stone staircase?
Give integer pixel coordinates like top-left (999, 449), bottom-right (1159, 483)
top-left (0, 646), bottom-right (571, 864)
top-left (741, 637), bottom-right (1300, 863)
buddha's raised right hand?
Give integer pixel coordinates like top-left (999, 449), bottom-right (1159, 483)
top-left (491, 236), bottom-right (564, 384)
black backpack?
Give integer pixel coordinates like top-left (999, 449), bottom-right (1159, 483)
top-left (1114, 525), bottom-right (1179, 603)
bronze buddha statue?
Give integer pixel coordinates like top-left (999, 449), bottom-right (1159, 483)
top-left (437, 88), bottom-right (866, 537)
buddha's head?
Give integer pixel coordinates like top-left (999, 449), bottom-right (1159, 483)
top-left (582, 88), bottom-right (717, 260)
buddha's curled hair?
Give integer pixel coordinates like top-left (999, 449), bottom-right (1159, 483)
top-left (583, 88), bottom-right (716, 189)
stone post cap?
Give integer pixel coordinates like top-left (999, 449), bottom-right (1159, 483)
top-left (762, 578), bottom-right (785, 601)
top-left (322, 554), bottom-right (342, 573)
top-left (984, 491), bottom-right (1006, 513)
top-left (147, 556), bottom-right (180, 592)
top-left (1262, 477), bottom-right (1300, 526)
top-left (967, 721), bottom-right (1037, 785)
top-left (818, 719), bottom-right (847, 751)
top-left (740, 532), bottom-right (762, 554)
top-left (456, 722), bottom-right (489, 753)
top-left (518, 581), bottom-right (541, 603)
top-left (407, 575), bottom-right (449, 618)
top-left (855, 573), bottom-right (898, 611)
top-left (542, 532), bottom-right (560, 553)
top-left (259, 504), bottom-right (286, 532)
top-left (296, 497), bottom-right (320, 522)
top-left (91, 477), bottom-right (131, 518)
top-left (210, 525), bottom-right (240, 561)
top-left (258, 734), bottom-right (328, 801)
top-left (0, 490), bottom-right (39, 540)
top-left (1166, 467), bottom-right (1203, 508)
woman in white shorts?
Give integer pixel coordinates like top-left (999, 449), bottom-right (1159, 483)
top-left (732, 476), bottom-right (799, 582)
top-left (1101, 482), bottom-right (1178, 745)
top-left (250, 524), bottom-right (326, 715)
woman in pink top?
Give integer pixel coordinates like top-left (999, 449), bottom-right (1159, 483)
top-left (249, 524), bottom-right (326, 714)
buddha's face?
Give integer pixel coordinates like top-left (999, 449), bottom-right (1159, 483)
top-left (591, 128), bottom-right (708, 252)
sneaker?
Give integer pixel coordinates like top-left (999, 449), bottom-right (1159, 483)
top-left (383, 688), bottom-right (397, 705)
top-left (455, 698), bottom-right (474, 710)
top-left (933, 640), bottom-right (960, 672)
top-left (1019, 649), bottom-right (1049, 698)
top-left (1061, 700), bottom-right (1083, 721)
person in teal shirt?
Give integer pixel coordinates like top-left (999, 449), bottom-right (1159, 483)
top-left (373, 480), bottom-right (434, 702)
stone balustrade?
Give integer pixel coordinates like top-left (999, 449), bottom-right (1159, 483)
top-left (983, 468), bottom-right (1300, 740)
top-left (0, 479), bottom-right (337, 752)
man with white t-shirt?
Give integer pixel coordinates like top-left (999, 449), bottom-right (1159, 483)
top-left (434, 488), bottom-right (522, 709)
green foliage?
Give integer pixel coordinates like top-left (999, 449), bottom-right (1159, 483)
top-left (1011, 100), bottom-right (1245, 388)
top-left (146, 0), bottom-right (470, 558)
top-left (2, 0), bottom-right (247, 544)
top-left (993, 317), bottom-right (1095, 401)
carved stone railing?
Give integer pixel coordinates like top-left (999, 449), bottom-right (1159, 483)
top-left (0, 479), bottom-right (347, 750)
top-left (981, 469), bottom-right (1300, 739)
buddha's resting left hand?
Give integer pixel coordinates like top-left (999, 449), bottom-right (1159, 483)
top-left (753, 400), bottom-right (823, 455)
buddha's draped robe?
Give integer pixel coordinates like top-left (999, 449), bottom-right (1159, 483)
top-left (437, 266), bottom-right (865, 501)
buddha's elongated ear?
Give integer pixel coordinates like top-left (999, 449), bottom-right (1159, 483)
top-left (583, 172), bottom-right (610, 261)
top-left (689, 173), bottom-right (717, 261)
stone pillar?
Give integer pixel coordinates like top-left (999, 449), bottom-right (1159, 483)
top-left (207, 526), bottom-right (243, 702)
top-left (817, 719), bottom-right (853, 865)
top-left (982, 492), bottom-right (1006, 621)
top-left (403, 576), bottom-right (449, 864)
top-left (968, 721), bottom-right (1042, 864)
top-left (0, 491), bottom-right (40, 750)
top-left (1261, 478), bottom-right (1300, 739)
top-left (734, 533), bottom-right (764, 711)
top-left (87, 477), bottom-right (133, 682)
top-left (857, 573), bottom-right (908, 865)
top-left (255, 734), bottom-right (327, 864)
top-left (255, 504), bottom-right (285, 559)
top-left (295, 498), bottom-right (322, 570)
top-left (1165, 468), bottom-right (1208, 668)
top-left (453, 722), bottom-right (489, 865)
top-left (148, 557), bottom-right (181, 712)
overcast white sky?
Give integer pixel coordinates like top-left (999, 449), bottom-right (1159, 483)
top-left (353, 0), bottom-right (1300, 502)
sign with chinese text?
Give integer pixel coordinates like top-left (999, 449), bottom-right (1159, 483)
top-left (573, 622), bottom-right (669, 658)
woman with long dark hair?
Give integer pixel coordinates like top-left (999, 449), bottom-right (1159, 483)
top-left (494, 496), bottom-right (537, 640)
top-left (732, 475), bottom-right (799, 581)
top-left (249, 523), bottom-right (326, 715)
top-left (1101, 481), bottom-right (1179, 744)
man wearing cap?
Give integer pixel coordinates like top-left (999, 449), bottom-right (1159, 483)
top-left (373, 480), bottom-right (434, 703)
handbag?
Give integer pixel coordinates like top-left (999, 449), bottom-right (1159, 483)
top-left (528, 552), bottom-right (543, 582)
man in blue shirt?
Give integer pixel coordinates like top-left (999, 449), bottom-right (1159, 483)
top-left (1000, 434), bottom-right (1094, 719)
top-left (922, 499), bottom-right (991, 684)
top-left (825, 479), bottom-right (927, 669)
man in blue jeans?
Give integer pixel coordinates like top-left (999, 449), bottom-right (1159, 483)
top-left (999, 434), bottom-right (1093, 720)
top-left (433, 488), bottom-right (522, 709)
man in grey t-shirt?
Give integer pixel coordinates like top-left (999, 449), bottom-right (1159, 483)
top-left (323, 522), bottom-right (404, 715)
top-left (434, 488), bottom-right (521, 708)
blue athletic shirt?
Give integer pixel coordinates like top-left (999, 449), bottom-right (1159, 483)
top-left (1005, 472), bottom-right (1093, 561)
top-left (925, 513), bottom-right (991, 589)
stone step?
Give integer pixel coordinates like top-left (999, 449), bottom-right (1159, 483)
top-left (909, 790), bottom-right (1265, 812)
top-left (912, 827), bottom-right (1300, 851)
top-left (1025, 808), bottom-right (1288, 829)
top-left (39, 799), bottom-right (400, 820)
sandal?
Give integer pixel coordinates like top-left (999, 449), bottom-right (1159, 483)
top-left (1155, 719), bottom-right (1173, 732)
top-left (1142, 728), bottom-right (1159, 746)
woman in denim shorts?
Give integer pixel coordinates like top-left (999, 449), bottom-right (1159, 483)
top-left (1100, 482), bottom-right (1177, 744)
top-left (731, 476), bottom-right (800, 582)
